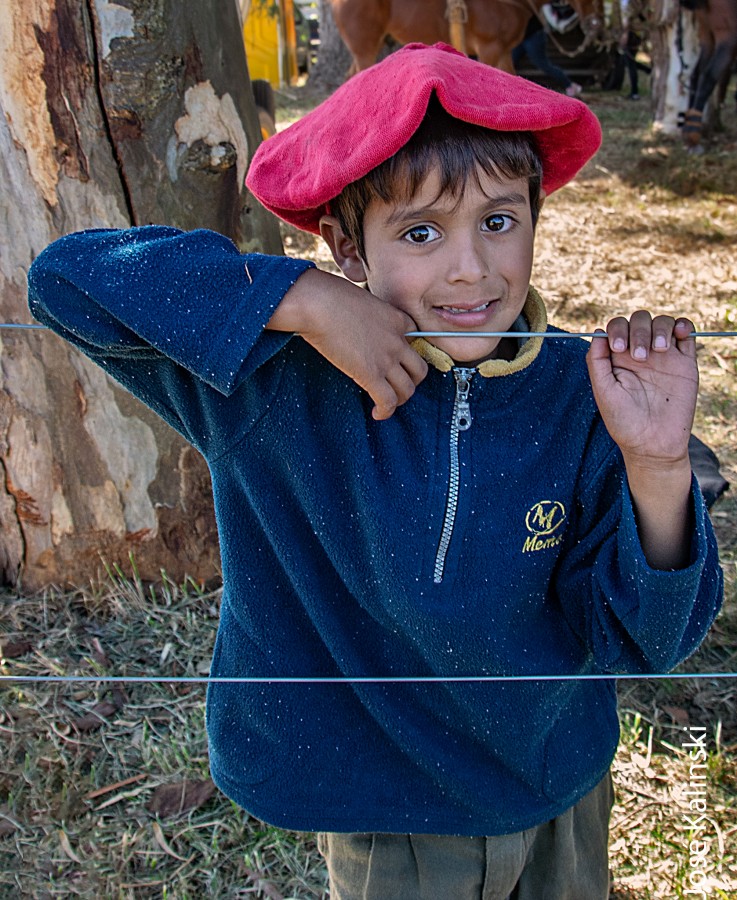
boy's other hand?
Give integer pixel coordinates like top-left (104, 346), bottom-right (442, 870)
top-left (586, 312), bottom-right (697, 466)
top-left (586, 311), bottom-right (698, 570)
top-left (268, 268), bottom-right (428, 420)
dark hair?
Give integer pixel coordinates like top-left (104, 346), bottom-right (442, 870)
top-left (331, 95), bottom-right (543, 262)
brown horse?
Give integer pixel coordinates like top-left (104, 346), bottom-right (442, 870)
top-left (681, 0), bottom-right (737, 149)
top-left (330, 0), bottom-right (605, 74)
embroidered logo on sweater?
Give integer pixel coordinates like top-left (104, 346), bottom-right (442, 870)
top-left (523, 501), bottom-right (566, 553)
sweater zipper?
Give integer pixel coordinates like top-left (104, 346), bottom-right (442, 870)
top-left (433, 367), bottom-right (475, 584)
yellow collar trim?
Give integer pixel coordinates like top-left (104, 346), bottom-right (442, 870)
top-left (410, 287), bottom-right (548, 377)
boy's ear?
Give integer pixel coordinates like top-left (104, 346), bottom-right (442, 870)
top-left (319, 215), bottom-right (368, 283)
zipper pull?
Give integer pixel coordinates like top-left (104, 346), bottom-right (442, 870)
top-left (453, 368), bottom-right (474, 431)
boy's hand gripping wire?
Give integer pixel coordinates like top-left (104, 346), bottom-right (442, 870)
top-left (404, 329), bottom-right (736, 338)
top-left (586, 314), bottom-right (698, 464)
top-left (587, 313), bottom-right (699, 570)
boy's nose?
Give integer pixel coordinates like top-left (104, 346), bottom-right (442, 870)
top-left (445, 234), bottom-right (489, 284)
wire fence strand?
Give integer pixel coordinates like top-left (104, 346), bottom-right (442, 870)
top-left (1, 672), bottom-right (736, 685)
top-left (1, 319), bottom-right (733, 687)
top-left (4, 323), bottom-right (737, 339)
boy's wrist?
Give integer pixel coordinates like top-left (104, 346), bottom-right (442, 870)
top-left (622, 453), bottom-right (692, 490)
top-left (623, 454), bottom-right (693, 514)
top-left (267, 267), bottom-right (333, 335)
top-left (622, 454), bottom-right (694, 570)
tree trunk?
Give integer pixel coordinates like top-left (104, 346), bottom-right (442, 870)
top-left (650, 0), bottom-right (700, 134)
top-left (309, 0), bottom-right (353, 88)
top-left (0, 0), bottom-right (283, 591)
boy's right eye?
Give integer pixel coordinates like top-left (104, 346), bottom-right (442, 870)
top-left (402, 224), bottom-right (440, 244)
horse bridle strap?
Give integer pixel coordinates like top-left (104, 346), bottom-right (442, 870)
top-left (445, 0), bottom-right (469, 54)
top-left (495, 0), bottom-right (602, 59)
top-left (445, 0), bottom-right (469, 22)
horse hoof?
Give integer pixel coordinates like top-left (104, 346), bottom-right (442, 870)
top-left (682, 117), bottom-right (703, 150)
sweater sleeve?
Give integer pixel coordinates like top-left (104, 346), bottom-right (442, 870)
top-left (27, 226), bottom-right (314, 450)
top-left (554, 432), bottom-right (723, 675)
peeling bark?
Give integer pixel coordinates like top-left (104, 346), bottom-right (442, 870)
top-left (1, 0), bottom-right (282, 590)
top-left (651, 0), bottom-right (700, 134)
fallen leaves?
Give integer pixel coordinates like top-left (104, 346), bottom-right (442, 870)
top-left (147, 779), bottom-right (217, 818)
top-left (1, 638), bottom-right (32, 660)
top-left (152, 820), bottom-right (192, 861)
top-left (71, 700), bottom-right (120, 733)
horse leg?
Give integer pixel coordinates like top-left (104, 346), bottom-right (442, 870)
top-left (331, 0), bottom-right (390, 74)
top-left (693, 39), bottom-right (737, 109)
top-left (716, 47), bottom-right (737, 108)
top-left (350, 41), bottom-right (387, 73)
top-left (684, 49), bottom-right (708, 147)
top-left (485, 47), bottom-right (516, 74)
top-left (688, 38), bottom-right (708, 108)
top-left (685, 38), bottom-right (737, 146)
top-left (475, 36), bottom-right (522, 73)
top-left (716, 59), bottom-right (730, 105)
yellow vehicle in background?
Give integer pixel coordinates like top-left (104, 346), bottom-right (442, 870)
top-left (241, 0), bottom-right (317, 137)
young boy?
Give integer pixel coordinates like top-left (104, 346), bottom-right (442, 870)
top-left (28, 43), bottom-right (721, 899)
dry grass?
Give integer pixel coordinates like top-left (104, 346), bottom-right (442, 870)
top-left (0, 572), bottom-right (328, 899)
top-left (2, 83), bottom-right (737, 898)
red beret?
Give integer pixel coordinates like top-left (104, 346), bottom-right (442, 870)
top-left (246, 42), bottom-right (602, 234)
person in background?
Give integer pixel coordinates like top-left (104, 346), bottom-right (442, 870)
top-left (513, 3), bottom-right (584, 97)
top-left (616, 0), bottom-right (651, 100)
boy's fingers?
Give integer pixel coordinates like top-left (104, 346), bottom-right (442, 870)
top-left (585, 328), bottom-right (614, 379)
top-left (587, 328), bottom-right (608, 357)
top-left (370, 382), bottom-right (399, 420)
top-left (604, 311), bottom-right (693, 360)
top-left (371, 350), bottom-right (429, 420)
top-left (392, 365), bottom-right (419, 403)
top-left (372, 404), bottom-right (395, 421)
top-left (674, 317), bottom-right (697, 356)
top-left (604, 316), bottom-right (630, 355)
top-left (651, 314), bottom-right (676, 351)
top-left (403, 350), bottom-right (429, 385)
top-left (624, 309), bottom-right (653, 360)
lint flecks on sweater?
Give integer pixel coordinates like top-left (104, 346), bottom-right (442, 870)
top-left (27, 226), bottom-right (723, 836)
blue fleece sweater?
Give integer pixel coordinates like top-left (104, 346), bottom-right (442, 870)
top-left (28, 226), bottom-right (723, 836)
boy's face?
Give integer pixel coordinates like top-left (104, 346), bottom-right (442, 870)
top-left (323, 164), bottom-right (538, 365)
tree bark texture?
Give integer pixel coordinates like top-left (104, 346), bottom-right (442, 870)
top-left (650, 0), bottom-right (700, 134)
top-left (0, 0), bottom-right (283, 591)
top-left (309, 0), bottom-right (353, 88)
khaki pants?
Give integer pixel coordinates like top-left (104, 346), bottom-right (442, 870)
top-left (318, 772), bottom-right (613, 900)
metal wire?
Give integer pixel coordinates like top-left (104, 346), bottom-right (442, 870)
top-left (1, 672), bottom-right (735, 685)
top-left (406, 330), bottom-right (737, 339)
top-left (1, 318), bottom-right (733, 686)
top-left (3, 324), bottom-right (737, 338)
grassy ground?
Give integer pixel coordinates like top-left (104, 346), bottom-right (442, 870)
top-left (1, 82), bottom-right (737, 898)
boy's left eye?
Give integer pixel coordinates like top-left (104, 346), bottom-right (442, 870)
top-left (402, 224), bottom-right (441, 244)
top-left (483, 214), bottom-right (513, 233)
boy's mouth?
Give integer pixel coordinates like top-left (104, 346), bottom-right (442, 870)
top-left (442, 302), bottom-right (490, 314)
top-left (434, 300), bottom-right (495, 327)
